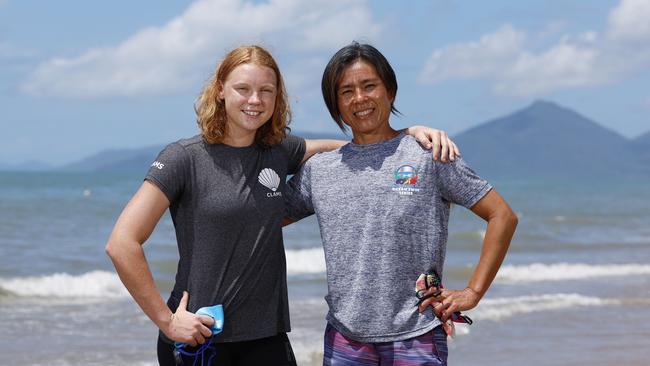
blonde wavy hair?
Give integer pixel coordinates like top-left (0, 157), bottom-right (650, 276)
top-left (195, 45), bottom-right (291, 145)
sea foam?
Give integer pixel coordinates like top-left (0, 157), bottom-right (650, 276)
top-left (0, 248), bottom-right (327, 299)
top-left (496, 263), bottom-right (650, 283)
top-left (0, 270), bottom-right (129, 298)
top-left (286, 248), bottom-right (326, 275)
top-left (473, 293), bottom-right (615, 321)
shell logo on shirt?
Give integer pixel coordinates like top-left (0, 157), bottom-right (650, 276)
top-left (258, 168), bottom-right (282, 197)
top-left (392, 164), bottom-right (421, 196)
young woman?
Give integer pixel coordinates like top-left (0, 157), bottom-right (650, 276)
top-left (105, 45), bottom-right (459, 366)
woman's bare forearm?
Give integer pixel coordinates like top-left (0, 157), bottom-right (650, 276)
top-left (467, 190), bottom-right (518, 298)
top-left (106, 235), bottom-right (172, 332)
top-left (105, 181), bottom-right (173, 334)
top-left (302, 139), bottom-right (347, 163)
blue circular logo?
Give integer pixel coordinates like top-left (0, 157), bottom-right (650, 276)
top-left (394, 165), bottom-right (418, 185)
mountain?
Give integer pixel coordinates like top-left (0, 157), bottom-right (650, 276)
top-left (60, 145), bottom-right (165, 172)
top-left (454, 100), bottom-right (649, 180)
top-left (0, 160), bottom-right (53, 171)
top-left (633, 131), bottom-right (650, 144)
top-left (48, 103), bottom-right (649, 179)
top-left (59, 131), bottom-right (346, 172)
top-left (632, 131), bottom-right (650, 164)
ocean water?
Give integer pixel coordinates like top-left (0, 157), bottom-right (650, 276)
top-left (1, 172), bottom-right (649, 366)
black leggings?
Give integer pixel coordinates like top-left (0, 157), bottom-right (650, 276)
top-left (157, 333), bottom-right (297, 366)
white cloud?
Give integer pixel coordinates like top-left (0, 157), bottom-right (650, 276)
top-left (606, 0), bottom-right (650, 42)
top-left (21, 0), bottom-right (379, 98)
top-left (494, 35), bottom-right (603, 96)
top-left (419, 25), bottom-right (602, 96)
top-left (419, 25), bottom-right (525, 84)
top-left (419, 0), bottom-right (650, 97)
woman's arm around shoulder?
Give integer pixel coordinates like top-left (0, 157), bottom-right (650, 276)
top-left (301, 125), bottom-right (461, 164)
top-left (403, 125), bottom-right (460, 162)
top-left (302, 139), bottom-right (347, 163)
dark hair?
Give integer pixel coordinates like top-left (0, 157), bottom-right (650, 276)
top-left (321, 41), bottom-right (400, 132)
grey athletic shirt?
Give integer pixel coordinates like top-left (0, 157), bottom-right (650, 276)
top-left (146, 134), bottom-right (305, 342)
top-left (285, 133), bottom-right (491, 342)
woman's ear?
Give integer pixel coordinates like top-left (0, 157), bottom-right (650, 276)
top-left (217, 82), bottom-right (224, 100)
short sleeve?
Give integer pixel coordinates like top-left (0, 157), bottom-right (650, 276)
top-left (435, 157), bottom-right (492, 208)
top-left (280, 134), bottom-right (306, 175)
top-left (284, 160), bottom-right (315, 221)
top-left (145, 142), bottom-right (189, 203)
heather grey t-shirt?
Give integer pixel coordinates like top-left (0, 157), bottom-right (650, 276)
top-left (285, 133), bottom-right (491, 342)
top-left (146, 134), bottom-right (305, 342)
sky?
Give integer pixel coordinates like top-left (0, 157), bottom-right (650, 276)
top-left (1, 0), bottom-right (649, 166)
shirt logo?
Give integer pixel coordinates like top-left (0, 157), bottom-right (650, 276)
top-left (394, 165), bottom-right (418, 185)
top-left (258, 168), bottom-right (282, 197)
top-left (392, 164), bottom-right (421, 196)
top-left (151, 161), bottom-right (165, 170)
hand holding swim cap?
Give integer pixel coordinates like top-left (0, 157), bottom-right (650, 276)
top-left (165, 291), bottom-right (215, 347)
top-left (416, 270), bottom-right (475, 337)
top-left (416, 283), bottom-right (441, 304)
top-left (433, 287), bottom-right (480, 323)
